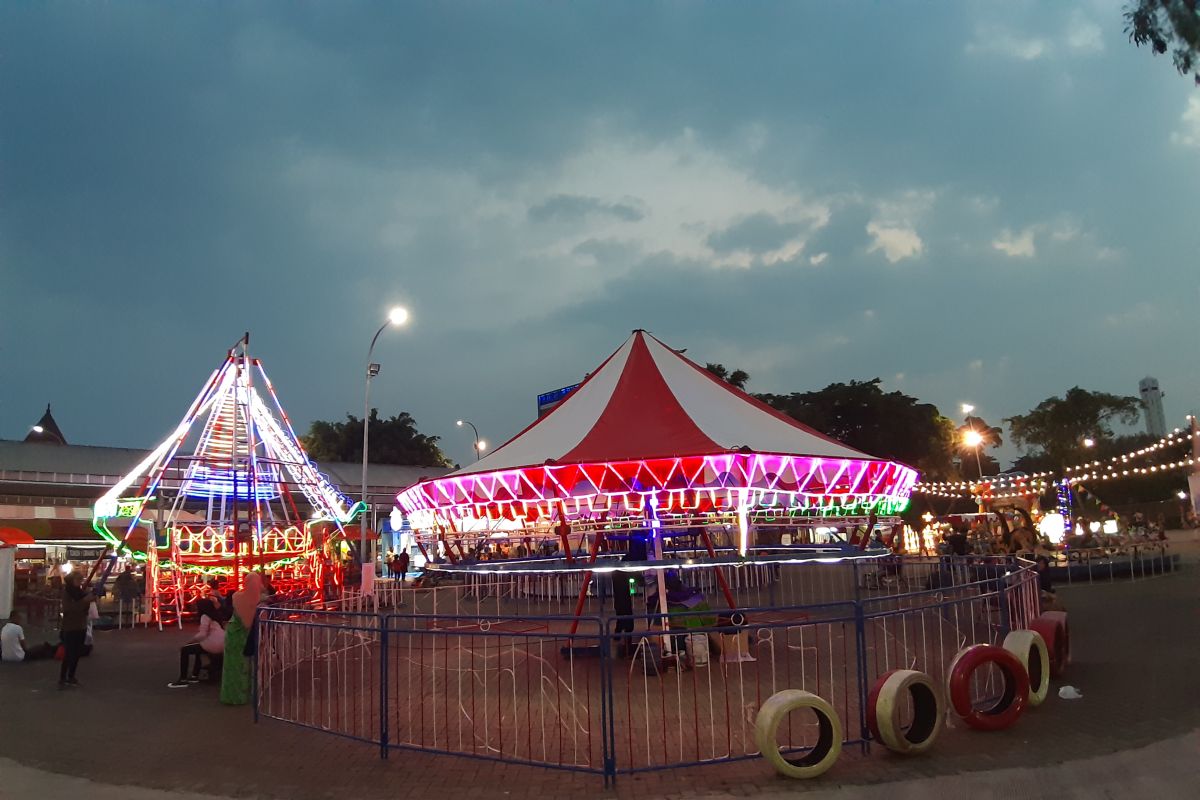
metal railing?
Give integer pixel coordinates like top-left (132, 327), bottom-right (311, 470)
top-left (254, 556), bottom-right (1041, 785)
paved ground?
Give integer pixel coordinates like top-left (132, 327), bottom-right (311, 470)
top-left (3, 531), bottom-right (1198, 799)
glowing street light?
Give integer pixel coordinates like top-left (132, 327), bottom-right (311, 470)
top-left (457, 419), bottom-right (485, 460)
top-left (1082, 437), bottom-right (1096, 448)
top-left (360, 305), bottom-right (410, 566)
top-left (960, 403), bottom-right (984, 486)
top-left (29, 424), bottom-right (67, 444)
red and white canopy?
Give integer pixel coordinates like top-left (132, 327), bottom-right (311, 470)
top-left (481, 330), bottom-right (876, 473)
top-left (397, 331), bottom-right (916, 525)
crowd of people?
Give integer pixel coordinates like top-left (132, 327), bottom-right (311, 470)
top-left (935, 509), bottom-right (1170, 561)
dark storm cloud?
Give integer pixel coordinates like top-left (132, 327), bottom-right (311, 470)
top-left (2, 1), bottom-right (1199, 469)
top-left (706, 213), bottom-right (806, 255)
top-left (528, 194), bottom-right (644, 223)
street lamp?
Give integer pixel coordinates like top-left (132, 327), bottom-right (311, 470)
top-left (961, 404), bottom-right (984, 479)
top-left (360, 305), bottom-right (409, 567)
top-left (456, 419), bottom-right (486, 460)
top-left (30, 425), bottom-right (66, 445)
top-left (1082, 437), bottom-right (1095, 448)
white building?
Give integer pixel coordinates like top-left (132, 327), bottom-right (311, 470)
top-left (1139, 376), bottom-right (1167, 438)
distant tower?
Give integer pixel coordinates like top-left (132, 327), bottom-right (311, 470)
top-left (1139, 377), bottom-right (1167, 438)
top-left (24, 403), bottom-right (68, 445)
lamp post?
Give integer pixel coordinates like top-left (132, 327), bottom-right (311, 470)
top-left (456, 419), bottom-right (486, 460)
top-left (360, 306), bottom-right (409, 567)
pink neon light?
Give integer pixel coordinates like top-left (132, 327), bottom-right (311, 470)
top-left (396, 452), bottom-right (916, 522)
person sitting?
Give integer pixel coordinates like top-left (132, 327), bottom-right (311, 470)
top-left (1034, 556), bottom-right (1064, 612)
top-left (168, 597), bottom-right (226, 688)
top-left (2, 610), bottom-right (55, 662)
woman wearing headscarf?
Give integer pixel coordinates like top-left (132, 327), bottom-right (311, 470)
top-left (59, 572), bottom-right (94, 689)
top-left (220, 571), bottom-right (260, 705)
top-left (168, 595), bottom-right (226, 688)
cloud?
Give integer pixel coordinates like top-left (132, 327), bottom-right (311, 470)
top-left (1104, 301), bottom-right (1158, 327)
top-left (865, 190), bottom-right (933, 263)
top-left (965, 11), bottom-right (1103, 62)
top-left (528, 194), bottom-right (644, 223)
top-left (966, 30), bottom-right (1050, 61)
top-left (808, 251), bottom-right (828, 266)
top-left (991, 216), bottom-right (1112, 261)
top-left (866, 223), bottom-right (923, 262)
top-left (1170, 96), bottom-right (1200, 148)
top-left (1065, 11), bottom-right (1103, 54)
top-left (706, 212), bottom-right (806, 255)
top-left (992, 227), bottom-right (1037, 258)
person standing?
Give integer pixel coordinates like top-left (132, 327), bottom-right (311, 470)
top-left (113, 564), bottom-right (139, 624)
top-left (220, 572), bottom-right (260, 705)
top-left (396, 550), bottom-right (410, 585)
top-left (59, 572), bottom-right (94, 688)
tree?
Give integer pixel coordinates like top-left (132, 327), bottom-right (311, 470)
top-left (705, 363), bottom-right (750, 390)
top-left (756, 378), bottom-right (959, 479)
top-left (1005, 387), bottom-right (1142, 469)
top-left (302, 409), bottom-right (452, 467)
top-left (1125, 1), bottom-right (1200, 85)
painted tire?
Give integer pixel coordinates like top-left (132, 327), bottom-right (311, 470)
top-left (1029, 611), bottom-right (1070, 678)
top-left (754, 690), bottom-right (843, 779)
top-left (866, 669), bottom-right (944, 754)
top-left (946, 644), bottom-right (1029, 731)
top-left (1003, 630), bottom-right (1051, 707)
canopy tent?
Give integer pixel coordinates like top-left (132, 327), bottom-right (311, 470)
top-left (396, 330), bottom-right (918, 537)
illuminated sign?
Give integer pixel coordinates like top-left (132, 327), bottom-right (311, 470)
top-left (537, 383), bottom-right (580, 417)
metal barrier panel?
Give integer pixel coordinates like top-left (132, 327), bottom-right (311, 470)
top-left (607, 602), bottom-right (861, 773)
top-left (252, 556), bottom-right (1049, 782)
top-left (860, 559), bottom-right (1039, 716)
top-left (381, 614), bottom-right (609, 775)
top-left (256, 608), bottom-right (384, 746)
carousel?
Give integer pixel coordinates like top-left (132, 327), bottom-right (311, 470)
top-left (396, 330), bottom-right (919, 637)
top-left (92, 336), bottom-right (361, 625)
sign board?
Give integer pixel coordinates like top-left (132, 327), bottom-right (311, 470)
top-left (67, 546), bottom-right (105, 561)
top-left (537, 383), bottom-right (581, 418)
top-left (15, 547), bottom-right (47, 561)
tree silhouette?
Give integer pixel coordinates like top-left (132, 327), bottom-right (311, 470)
top-left (1005, 387), bottom-right (1142, 469)
top-left (302, 410), bottom-right (451, 466)
top-left (1125, 1), bottom-right (1200, 85)
top-left (757, 379), bottom-right (958, 479)
top-left (704, 363), bottom-right (750, 390)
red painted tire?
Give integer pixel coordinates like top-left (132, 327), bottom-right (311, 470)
top-left (1028, 611), bottom-right (1070, 678)
top-left (946, 644), bottom-right (1029, 731)
top-left (867, 669), bottom-right (944, 754)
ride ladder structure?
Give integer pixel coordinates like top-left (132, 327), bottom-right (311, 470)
top-left (92, 334), bottom-right (365, 625)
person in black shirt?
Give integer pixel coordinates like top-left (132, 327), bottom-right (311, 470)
top-left (945, 526), bottom-right (970, 557)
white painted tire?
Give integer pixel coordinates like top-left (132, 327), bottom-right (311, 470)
top-left (869, 670), bottom-right (944, 754)
top-left (754, 690), bottom-right (842, 779)
top-left (1003, 629), bottom-right (1051, 707)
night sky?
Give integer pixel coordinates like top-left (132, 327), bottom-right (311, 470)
top-left (2, 2), bottom-right (1197, 468)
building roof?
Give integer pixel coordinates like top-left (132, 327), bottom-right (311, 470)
top-left (23, 404), bottom-right (68, 445)
top-left (0, 439), bottom-right (449, 497)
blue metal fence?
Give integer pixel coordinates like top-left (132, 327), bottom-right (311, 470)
top-left (254, 556), bottom-right (1039, 785)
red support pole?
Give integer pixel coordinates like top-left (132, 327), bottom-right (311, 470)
top-left (557, 505), bottom-right (574, 564)
top-left (439, 531), bottom-right (458, 565)
top-left (568, 529), bottom-right (606, 635)
top-left (698, 527), bottom-right (738, 610)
